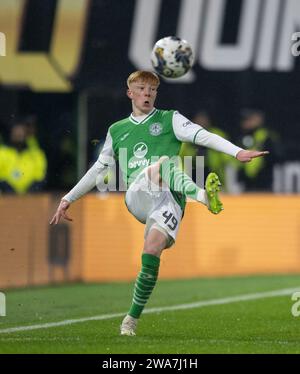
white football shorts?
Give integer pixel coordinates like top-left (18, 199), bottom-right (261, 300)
top-left (125, 168), bottom-right (183, 248)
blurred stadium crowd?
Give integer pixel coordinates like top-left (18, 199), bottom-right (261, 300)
top-left (0, 0), bottom-right (299, 195)
top-left (0, 107), bottom-right (288, 194)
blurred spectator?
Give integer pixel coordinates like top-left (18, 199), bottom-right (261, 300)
top-left (190, 111), bottom-right (238, 190)
top-left (178, 130), bottom-right (198, 176)
top-left (0, 119), bottom-right (47, 194)
top-left (24, 115), bottom-right (40, 149)
top-left (236, 109), bottom-right (282, 191)
top-left (58, 134), bottom-right (77, 189)
top-left (0, 120), bottom-right (4, 144)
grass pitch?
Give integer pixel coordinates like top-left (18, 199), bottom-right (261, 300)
top-left (0, 274), bottom-right (300, 354)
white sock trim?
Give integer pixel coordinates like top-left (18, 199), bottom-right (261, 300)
top-left (197, 189), bottom-right (208, 205)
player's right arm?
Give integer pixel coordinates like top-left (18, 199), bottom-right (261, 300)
top-left (50, 131), bottom-right (115, 225)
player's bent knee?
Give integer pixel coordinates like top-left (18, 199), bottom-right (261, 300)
top-left (147, 155), bottom-right (169, 175)
top-left (147, 156), bottom-right (170, 184)
top-left (147, 164), bottom-right (161, 185)
top-left (158, 155), bottom-right (169, 164)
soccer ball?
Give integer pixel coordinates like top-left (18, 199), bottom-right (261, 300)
top-left (151, 36), bottom-right (194, 78)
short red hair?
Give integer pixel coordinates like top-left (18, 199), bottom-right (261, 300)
top-left (127, 70), bottom-right (160, 88)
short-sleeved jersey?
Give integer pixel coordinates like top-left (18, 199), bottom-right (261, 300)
top-left (109, 109), bottom-right (185, 210)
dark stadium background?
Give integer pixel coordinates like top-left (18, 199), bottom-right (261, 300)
top-left (1, 0), bottom-right (300, 356)
top-left (0, 0), bottom-right (299, 190)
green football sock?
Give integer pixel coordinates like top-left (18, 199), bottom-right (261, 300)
top-left (128, 253), bottom-right (160, 319)
top-left (159, 157), bottom-right (205, 202)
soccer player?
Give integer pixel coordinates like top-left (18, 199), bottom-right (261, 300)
top-left (50, 71), bottom-right (268, 336)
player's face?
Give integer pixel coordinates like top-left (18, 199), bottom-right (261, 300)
top-left (127, 80), bottom-right (158, 115)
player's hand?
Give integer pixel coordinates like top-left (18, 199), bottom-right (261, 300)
top-left (50, 199), bottom-right (73, 225)
top-left (236, 150), bottom-right (269, 163)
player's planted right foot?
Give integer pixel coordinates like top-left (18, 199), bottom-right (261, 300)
top-left (120, 315), bottom-right (138, 336)
top-left (205, 172), bottom-right (223, 214)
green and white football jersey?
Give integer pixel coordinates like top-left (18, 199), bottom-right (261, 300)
top-left (108, 109), bottom-right (184, 209)
top-left (63, 108), bottom-right (241, 207)
top-left (110, 110), bottom-right (180, 181)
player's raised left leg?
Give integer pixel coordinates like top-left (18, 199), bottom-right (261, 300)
top-left (158, 156), bottom-right (223, 214)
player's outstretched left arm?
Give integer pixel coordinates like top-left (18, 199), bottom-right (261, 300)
top-left (172, 112), bottom-right (270, 161)
top-left (50, 199), bottom-right (72, 225)
top-left (236, 150), bottom-right (269, 162)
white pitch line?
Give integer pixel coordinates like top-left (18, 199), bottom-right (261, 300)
top-left (0, 286), bottom-right (298, 334)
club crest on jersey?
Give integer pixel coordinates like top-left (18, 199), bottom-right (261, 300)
top-left (133, 142), bottom-right (148, 158)
top-left (149, 123), bottom-right (162, 136)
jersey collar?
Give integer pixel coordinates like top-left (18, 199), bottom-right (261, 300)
top-left (129, 108), bottom-right (157, 125)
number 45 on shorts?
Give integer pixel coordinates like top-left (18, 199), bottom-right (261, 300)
top-left (162, 211), bottom-right (178, 231)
